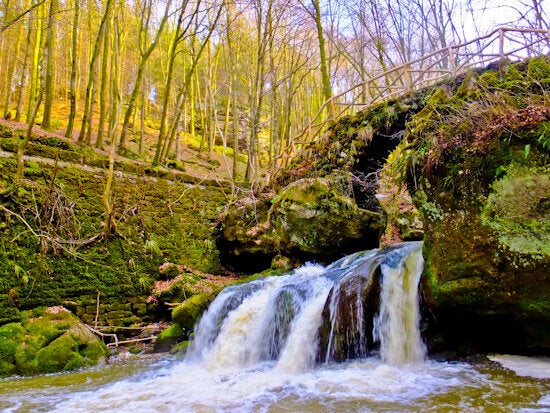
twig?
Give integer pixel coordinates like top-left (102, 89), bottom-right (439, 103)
top-left (0, 205), bottom-right (40, 238)
top-left (86, 325), bottom-right (119, 347)
top-left (94, 291), bottom-right (100, 328)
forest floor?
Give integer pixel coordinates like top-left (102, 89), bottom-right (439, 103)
top-left (0, 117), bottom-right (244, 185)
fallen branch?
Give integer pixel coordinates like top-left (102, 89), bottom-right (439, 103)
top-left (86, 325), bottom-right (119, 347)
top-left (106, 336), bottom-right (157, 348)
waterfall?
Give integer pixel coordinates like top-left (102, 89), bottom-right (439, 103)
top-left (373, 244), bottom-right (426, 365)
top-left (186, 242), bottom-right (425, 370)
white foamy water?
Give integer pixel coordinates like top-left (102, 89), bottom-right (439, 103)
top-left (36, 358), bottom-right (474, 412)
top-left (489, 355), bottom-right (550, 379)
top-left (374, 245), bottom-right (426, 366)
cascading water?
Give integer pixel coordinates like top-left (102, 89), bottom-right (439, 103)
top-left (186, 241), bottom-right (426, 370)
top-left (374, 243), bottom-right (426, 365)
top-left (4, 241), bottom-right (549, 412)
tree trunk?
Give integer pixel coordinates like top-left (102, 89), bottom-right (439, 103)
top-left (41, 0), bottom-right (57, 130)
top-left (95, 3), bottom-right (111, 149)
top-left (26, 0), bottom-right (44, 123)
top-left (77, 0), bottom-right (113, 145)
top-left (311, 0), bottom-right (332, 116)
top-left (65, 0), bottom-right (79, 139)
top-left (2, 8), bottom-right (23, 118)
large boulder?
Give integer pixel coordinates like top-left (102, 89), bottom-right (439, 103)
top-left (269, 173), bottom-right (385, 260)
top-left (217, 194), bottom-right (276, 272)
top-left (218, 173), bottom-right (386, 271)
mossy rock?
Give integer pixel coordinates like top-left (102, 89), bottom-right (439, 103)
top-left (154, 323), bottom-right (184, 353)
top-left (36, 334), bottom-right (83, 374)
top-left (0, 323), bottom-right (25, 364)
top-left (170, 340), bottom-right (190, 356)
top-left (0, 306), bottom-right (108, 377)
top-left (482, 164), bottom-right (550, 256)
top-left (217, 194), bottom-right (278, 272)
top-left (269, 174), bottom-right (385, 261)
top-left (172, 293), bottom-right (214, 331)
top-left (14, 341), bottom-right (41, 375)
top-left (402, 59), bottom-right (550, 353)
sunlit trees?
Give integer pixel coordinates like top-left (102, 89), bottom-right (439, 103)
top-left (0, 0), bottom-right (545, 183)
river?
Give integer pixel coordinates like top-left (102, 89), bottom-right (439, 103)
top-left (1, 353), bottom-right (549, 412)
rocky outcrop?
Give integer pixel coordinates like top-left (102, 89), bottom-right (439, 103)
top-left (401, 57), bottom-right (550, 354)
top-left (219, 56), bottom-right (550, 356)
top-left (218, 87), bottom-right (432, 272)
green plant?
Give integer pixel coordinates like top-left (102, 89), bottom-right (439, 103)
top-left (144, 239), bottom-right (161, 257)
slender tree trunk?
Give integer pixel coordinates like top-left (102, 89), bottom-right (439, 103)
top-left (78, 0), bottom-right (113, 145)
top-left (26, 0), bottom-right (44, 123)
top-left (154, 1), bottom-right (223, 165)
top-left (311, 0), bottom-right (332, 115)
top-left (41, 0), bottom-right (57, 130)
top-left (65, 0), bottom-right (79, 139)
top-left (18, 81), bottom-right (44, 179)
top-left (139, 72), bottom-right (146, 154)
top-left (2, 11), bottom-right (23, 118)
top-left (102, 12), bottom-right (122, 240)
top-left (95, 7), bottom-right (111, 149)
top-left (15, 22), bottom-right (32, 122)
top-left (154, 11), bottom-right (183, 163)
top-left (118, 0), bottom-right (172, 154)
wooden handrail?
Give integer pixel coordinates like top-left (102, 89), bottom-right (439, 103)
top-left (287, 27), bottom-right (550, 153)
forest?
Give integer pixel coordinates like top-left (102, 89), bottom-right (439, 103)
top-left (0, 0), bottom-right (548, 185)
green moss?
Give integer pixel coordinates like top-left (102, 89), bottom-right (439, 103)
top-left (170, 340), bottom-right (190, 356)
top-left (0, 151), bottom-right (226, 326)
top-left (519, 294), bottom-right (550, 314)
top-left (172, 293), bottom-right (214, 331)
top-left (36, 334), bottom-right (83, 373)
top-left (0, 360), bottom-right (16, 376)
top-left (68, 323), bottom-right (107, 363)
top-left (154, 323), bottom-right (184, 353)
top-left (482, 164), bottom-right (550, 256)
top-left (14, 342), bottom-right (40, 375)
top-left (478, 71), bottom-right (501, 89)
top-left (534, 122), bottom-right (550, 152)
top-left (0, 323), bottom-right (25, 362)
top-left (407, 87), bottom-right (449, 138)
top-left (0, 307), bottom-right (108, 376)
top-left (506, 64), bottom-right (524, 81)
top-left (527, 56), bottom-right (550, 80)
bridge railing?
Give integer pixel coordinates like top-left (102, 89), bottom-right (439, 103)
top-left (287, 27), bottom-right (550, 156)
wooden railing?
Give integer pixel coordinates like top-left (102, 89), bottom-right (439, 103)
top-left (290, 27), bottom-right (550, 149)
